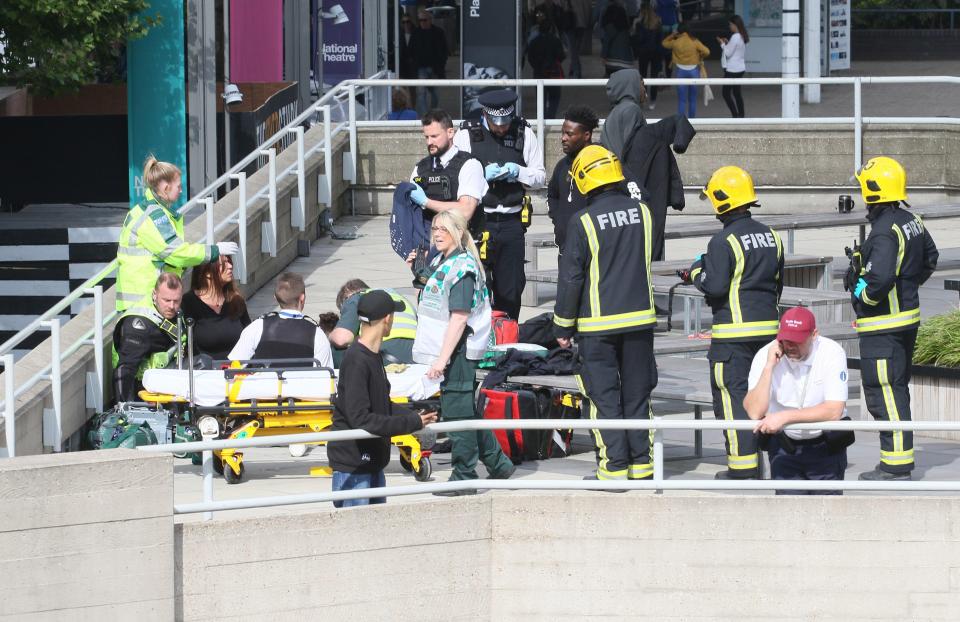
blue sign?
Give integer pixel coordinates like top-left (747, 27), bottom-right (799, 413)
top-left (321, 0), bottom-right (363, 88)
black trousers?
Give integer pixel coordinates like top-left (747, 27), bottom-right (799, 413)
top-left (709, 341), bottom-right (764, 475)
top-left (859, 329), bottom-right (918, 474)
top-left (485, 216), bottom-right (526, 320)
top-left (576, 330), bottom-right (658, 480)
top-left (767, 435), bottom-right (847, 495)
top-left (722, 70), bottom-right (745, 118)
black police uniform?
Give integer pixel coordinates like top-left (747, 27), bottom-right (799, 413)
top-left (689, 210), bottom-right (784, 477)
top-left (460, 110), bottom-right (532, 319)
top-left (851, 203), bottom-right (938, 475)
top-left (252, 312), bottom-right (320, 366)
top-left (413, 149), bottom-right (486, 238)
top-left (113, 313), bottom-right (178, 402)
top-left (553, 184), bottom-right (658, 480)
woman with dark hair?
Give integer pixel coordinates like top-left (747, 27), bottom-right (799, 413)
top-left (632, 0), bottom-right (662, 110)
top-left (181, 256), bottom-right (251, 360)
top-left (526, 4), bottom-right (566, 118)
top-left (718, 15), bottom-right (749, 118)
top-left (662, 23), bottom-right (710, 117)
top-left (601, 3), bottom-right (635, 78)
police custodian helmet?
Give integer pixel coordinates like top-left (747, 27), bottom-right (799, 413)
top-left (700, 165), bottom-right (758, 215)
top-left (855, 156), bottom-right (908, 205)
top-left (571, 145), bottom-right (625, 195)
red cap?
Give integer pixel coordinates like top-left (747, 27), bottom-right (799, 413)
top-left (777, 307), bottom-right (816, 343)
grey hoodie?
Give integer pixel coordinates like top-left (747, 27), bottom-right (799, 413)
top-left (600, 68), bottom-right (646, 158)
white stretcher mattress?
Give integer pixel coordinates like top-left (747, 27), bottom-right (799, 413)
top-left (141, 365), bottom-right (441, 407)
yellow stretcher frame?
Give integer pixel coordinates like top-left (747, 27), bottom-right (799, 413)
top-left (138, 391), bottom-right (433, 485)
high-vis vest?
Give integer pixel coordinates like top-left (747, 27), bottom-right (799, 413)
top-left (414, 150), bottom-right (486, 237)
top-left (116, 189), bottom-right (212, 311)
top-left (363, 289), bottom-right (418, 341)
top-left (853, 204), bottom-right (939, 334)
top-left (413, 250), bottom-right (492, 363)
top-left (111, 297), bottom-right (182, 379)
top-left (553, 188), bottom-right (657, 336)
top-left (460, 118), bottom-right (528, 209)
top-left (691, 211), bottom-right (784, 341)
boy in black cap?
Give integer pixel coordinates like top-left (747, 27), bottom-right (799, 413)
top-left (453, 88), bottom-right (545, 320)
top-left (328, 290), bottom-right (437, 507)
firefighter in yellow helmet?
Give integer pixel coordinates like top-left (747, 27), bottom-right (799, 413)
top-left (553, 145), bottom-right (658, 485)
top-left (848, 156), bottom-right (938, 481)
top-left (681, 165), bottom-right (784, 479)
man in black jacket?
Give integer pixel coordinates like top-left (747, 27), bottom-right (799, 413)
top-left (328, 290), bottom-right (437, 507)
top-left (547, 106), bottom-right (599, 254)
top-left (411, 9), bottom-right (448, 112)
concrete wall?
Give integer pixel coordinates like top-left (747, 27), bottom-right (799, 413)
top-left (352, 124), bottom-right (960, 215)
top-left (0, 124), bottom-right (351, 457)
top-left (0, 449), bottom-right (174, 620)
top-left (177, 493), bottom-right (960, 621)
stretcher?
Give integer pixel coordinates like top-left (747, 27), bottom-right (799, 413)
top-left (139, 362), bottom-right (441, 484)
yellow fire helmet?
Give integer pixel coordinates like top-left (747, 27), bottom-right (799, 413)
top-left (571, 145), bottom-right (625, 195)
top-left (700, 165), bottom-right (758, 215)
top-left (855, 156), bottom-right (908, 204)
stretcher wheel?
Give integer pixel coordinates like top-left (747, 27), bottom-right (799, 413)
top-left (399, 453), bottom-right (414, 472)
top-left (224, 462), bottom-right (245, 484)
top-left (414, 456), bottom-right (433, 482)
top-left (213, 457), bottom-right (225, 475)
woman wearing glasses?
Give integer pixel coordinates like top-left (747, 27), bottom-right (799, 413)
top-left (409, 211), bottom-right (516, 493)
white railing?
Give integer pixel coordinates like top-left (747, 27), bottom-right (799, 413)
top-left (137, 418), bottom-right (960, 520)
top-left (4, 73), bottom-right (959, 457)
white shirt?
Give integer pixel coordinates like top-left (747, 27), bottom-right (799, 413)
top-left (452, 121), bottom-right (546, 213)
top-left (721, 32), bottom-right (746, 73)
top-left (228, 309), bottom-right (334, 369)
top-left (747, 335), bottom-right (848, 440)
top-left (408, 145), bottom-right (488, 201)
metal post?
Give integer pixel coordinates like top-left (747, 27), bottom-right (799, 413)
top-left (348, 84), bottom-right (358, 187)
top-left (781, 0), bottom-right (801, 118)
top-left (231, 172), bottom-right (248, 283)
top-left (653, 416), bottom-right (664, 494)
top-left (202, 197), bottom-right (215, 244)
top-left (536, 80), bottom-right (545, 158)
top-left (694, 405), bottom-right (702, 458)
top-left (3, 354), bottom-right (14, 458)
top-left (683, 296), bottom-right (691, 335)
top-left (203, 449), bottom-right (214, 521)
top-left (43, 319), bottom-right (63, 452)
top-left (853, 78), bottom-right (863, 171)
top-left (223, 0), bottom-right (232, 189)
top-left (86, 286), bottom-right (105, 412)
top-left (260, 148), bottom-right (278, 256)
top-left (321, 105), bottom-right (333, 206)
top-left (787, 229), bottom-right (795, 254)
top-left (288, 126), bottom-right (307, 230)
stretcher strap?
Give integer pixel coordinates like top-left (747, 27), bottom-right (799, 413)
top-left (227, 375), bottom-right (246, 403)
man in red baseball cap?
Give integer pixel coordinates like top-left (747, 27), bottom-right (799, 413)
top-left (743, 307), bottom-right (852, 494)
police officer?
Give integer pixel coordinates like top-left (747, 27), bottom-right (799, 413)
top-left (453, 89), bottom-right (546, 320)
top-left (116, 156), bottom-right (238, 311)
top-left (408, 109), bottom-right (488, 239)
top-left (112, 273), bottom-right (185, 403)
top-left (683, 166), bottom-right (784, 479)
top-left (228, 272), bottom-right (334, 368)
top-left (553, 146), bottom-right (658, 484)
top-left (848, 156), bottom-right (938, 481)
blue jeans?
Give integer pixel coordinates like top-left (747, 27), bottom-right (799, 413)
top-left (332, 470), bottom-right (387, 508)
top-left (416, 67), bottom-right (438, 113)
top-left (675, 66), bottom-right (700, 118)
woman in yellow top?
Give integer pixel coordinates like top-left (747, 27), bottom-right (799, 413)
top-left (662, 23), bottom-right (710, 118)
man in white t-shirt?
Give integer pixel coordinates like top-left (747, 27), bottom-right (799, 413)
top-left (743, 307), bottom-right (850, 494)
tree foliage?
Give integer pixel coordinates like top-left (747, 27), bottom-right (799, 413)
top-left (0, 0), bottom-right (158, 96)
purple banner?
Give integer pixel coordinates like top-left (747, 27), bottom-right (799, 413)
top-left (321, 0), bottom-right (363, 88)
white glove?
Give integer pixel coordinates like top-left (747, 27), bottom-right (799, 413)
top-left (216, 241), bottom-right (239, 256)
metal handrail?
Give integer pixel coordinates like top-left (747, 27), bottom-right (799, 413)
top-left (135, 418), bottom-right (960, 518)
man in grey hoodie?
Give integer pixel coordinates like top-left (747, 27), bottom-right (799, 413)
top-left (600, 69), bottom-right (646, 159)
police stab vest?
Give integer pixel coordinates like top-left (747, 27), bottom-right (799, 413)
top-left (460, 118), bottom-right (527, 209)
top-left (252, 312), bottom-right (319, 365)
top-left (413, 151), bottom-right (486, 237)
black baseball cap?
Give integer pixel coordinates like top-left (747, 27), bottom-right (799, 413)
top-left (357, 290), bottom-right (404, 323)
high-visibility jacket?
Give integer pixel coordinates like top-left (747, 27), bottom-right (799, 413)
top-left (852, 204), bottom-right (938, 334)
top-left (553, 186), bottom-right (656, 337)
top-left (690, 211), bottom-right (784, 341)
top-left (111, 295), bottom-right (183, 387)
top-left (375, 289), bottom-right (418, 341)
top-left (116, 189), bottom-right (213, 311)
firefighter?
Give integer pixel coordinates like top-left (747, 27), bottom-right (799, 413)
top-left (553, 145), bottom-right (658, 484)
top-left (848, 156), bottom-right (938, 481)
top-left (116, 156), bottom-right (238, 311)
top-left (682, 166), bottom-right (784, 479)
top-left (112, 273), bottom-right (185, 403)
top-left (453, 89), bottom-right (546, 320)
top-left (408, 108), bottom-right (488, 240)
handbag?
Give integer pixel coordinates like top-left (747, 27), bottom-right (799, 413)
top-left (824, 416), bottom-right (856, 454)
top-left (700, 62), bottom-right (713, 106)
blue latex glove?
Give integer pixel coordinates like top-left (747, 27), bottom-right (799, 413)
top-left (409, 182), bottom-right (427, 206)
top-left (853, 277), bottom-right (868, 299)
top-left (503, 162), bottom-right (520, 181)
top-left (484, 163), bottom-right (504, 181)
top-left (695, 253), bottom-right (703, 262)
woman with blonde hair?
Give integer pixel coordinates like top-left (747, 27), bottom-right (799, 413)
top-left (410, 210), bottom-right (515, 492)
top-left (115, 155), bottom-right (238, 311)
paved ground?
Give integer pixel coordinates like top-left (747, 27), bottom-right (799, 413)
top-left (174, 215), bottom-right (960, 523)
